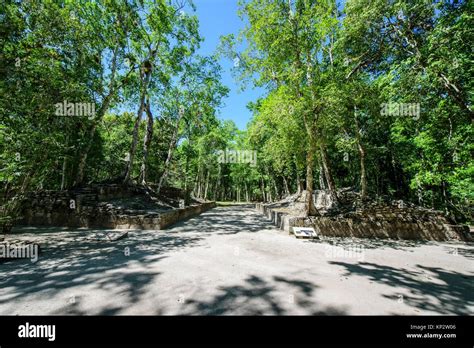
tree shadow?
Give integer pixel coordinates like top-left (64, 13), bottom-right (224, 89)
top-left (308, 236), bottom-right (474, 257)
top-left (167, 206), bottom-right (278, 235)
top-left (307, 236), bottom-right (430, 251)
top-left (0, 227), bottom-right (204, 314)
top-left (329, 261), bottom-right (473, 315)
top-left (181, 275), bottom-right (347, 315)
top-left (444, 245), bottom-right (474, 260)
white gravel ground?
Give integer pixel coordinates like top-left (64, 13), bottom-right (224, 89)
top-left (1, 205), bottom-right (472, 315)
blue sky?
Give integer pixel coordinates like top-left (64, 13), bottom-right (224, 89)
top-left (192, 0), bottom-right (265, 130)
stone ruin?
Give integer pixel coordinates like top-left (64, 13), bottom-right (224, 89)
top-left (15, 183), bottom-right (215, 230)
top-left (256, 189), bottom-right (472, 242)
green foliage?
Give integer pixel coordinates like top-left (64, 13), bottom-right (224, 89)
top-left (0, 0), bottom-right (472, 224)
top-left (218, 0), bottom-right (472, 220)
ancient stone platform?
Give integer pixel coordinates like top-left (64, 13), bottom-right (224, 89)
top-left (256, 191), bottom-right (471, 242)
top-left (17, 184), bottom-right (216, 230)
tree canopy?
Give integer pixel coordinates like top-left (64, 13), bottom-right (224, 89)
top-left (1, 0), bottom-right (472, 226)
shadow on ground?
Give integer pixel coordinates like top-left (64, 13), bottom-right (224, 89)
top-left (307, 235), bottom-right (474, 258)
top-left (2, 206), bottom-right (472, 315)
top-left (330, 261), bottom-right (473, 315)
top-left (168, 206), bottom-right (277, 235)
top-left (0, 227), bottom-right (204, 314)
top-left (182, 274), bottom-right (347, 315)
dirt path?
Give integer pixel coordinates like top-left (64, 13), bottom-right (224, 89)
top-left (1, 205), bottom-right (473, 315)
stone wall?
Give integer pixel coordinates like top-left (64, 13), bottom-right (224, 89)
top-left (106, 202), bottom-right (216, 230)
top-left (17, 186), bottom-right (215, 230)
top-left (256, 202), bottom-right (470, 241)
top-left (155, 202), bottom-right (216, 229)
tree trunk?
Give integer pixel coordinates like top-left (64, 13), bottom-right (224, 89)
top-left (60, 155), bottom-right (67, 191)
top-left (123, 67), bottom-right (153, 184)
top-left (302, 110), bottom-right (319, 215)
top-left (75, 92), bottom-right (116, 186)
top-left (304, 127), bottom-right (318, 215)
top-left (319, 142), bottom-right (338, 203)
top-left (75, 48), bottom-right (119, 186)
top-left (442, 181), bottom-right (449, 214)
top-left (353, 107), bottom-right (367, 200)
top-left (203, 170), bottom-right (210, 200)
top-left (267, 180), bottom-right (273, 202)
top-left (273, 178), bottom-right (279, 201)
top-left (216, 164), bottom-right (221, 201)
top-left (296, 171), bottom-right (304, 194)
top-left (283, 176), bottom-right (290, 196)
top-left (156, 111), bottom-right (184, 195)
top-left (122, 102), bottom-right (144, 183)
top-left (197, 166), bottom-right (203, 198)
top-left (318, 156), bottom-right (326, 190)
top-left (193, 173), bottom-right (199, 197)
top-left (184, 132), bottom-right (192, 205)
top-left (358, 141), bottom-right (367, 200)
top-left (139, 97), bottom-right (154, 184)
